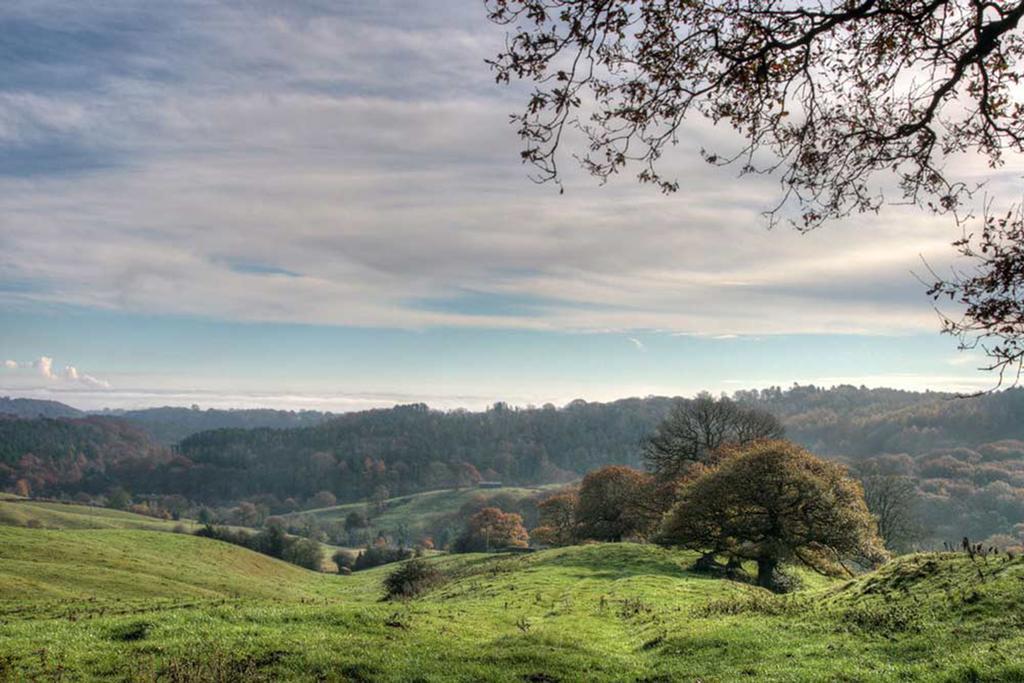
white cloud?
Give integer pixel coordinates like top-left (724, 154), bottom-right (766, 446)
top-left (1, 356), bottom-right (111, 389)
top-left (0, 0), bottom-right (1009, 340)
top-left (627, 337), bottom-right (646, 352)
top-left (33, 356), bottom-right (55, 379)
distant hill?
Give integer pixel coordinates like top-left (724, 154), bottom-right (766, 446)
top-left (0, 415), bottom-right (173, 496)
top-left (0, 396), bottom-right (83, 419)
top-left (4, 385), bottom-right (1024, 544)
top-left (99, 406), bottom-right (334, 445)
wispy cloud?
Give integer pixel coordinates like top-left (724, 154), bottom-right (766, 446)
top-left (0, 0), bottom-right (990, 339)
top-left (627, 337), bottom-right (646, 352)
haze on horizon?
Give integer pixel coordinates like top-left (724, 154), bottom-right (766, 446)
top-left (0, 0), bottom-right (1011, 412)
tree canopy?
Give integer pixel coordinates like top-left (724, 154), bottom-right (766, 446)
top-left (658, 440), bottom-right (887, 590)
top-left (532, 489), bottom-right (580, 546)
top-left (576, 465), bottom-right (659, 541)
top-left (644, 394), bottom-right (784, 479)
top-left (454, 507), bottom-right (530, 551)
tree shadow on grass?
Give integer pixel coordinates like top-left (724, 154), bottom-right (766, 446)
top-left (533, 544), bottom-right (717, 582)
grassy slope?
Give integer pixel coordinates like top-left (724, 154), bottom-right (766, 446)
top-left (0, 527), bottom-right (345, 605)
top-left (0, 497), bottom-right (194, 532)
top-left (0, 497), bottom-right (355, 574)
top-left (295, 486), bottom-right (553, 537)
top-left (2, 530), bottom-right (1024, 682)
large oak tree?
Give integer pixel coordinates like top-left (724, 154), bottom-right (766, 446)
top-left (658, 440), bottom-right (887, 590)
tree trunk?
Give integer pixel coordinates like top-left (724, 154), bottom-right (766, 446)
top-left (694, 552), bottom-right (719, 572)
top-left (756, 557), bottom-right (778, 589)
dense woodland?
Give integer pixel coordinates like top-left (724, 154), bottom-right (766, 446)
top-left (2, 386), bottom-right (1024, 546)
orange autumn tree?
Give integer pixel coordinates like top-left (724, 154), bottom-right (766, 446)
top-left (659, 440), bottom-right (887, 592)
top-left (454, 507), bottom-right (529, 552)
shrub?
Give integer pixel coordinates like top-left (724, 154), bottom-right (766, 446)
top-left (333, 549), bottom-right (356, 571)
top-left (382, 559), bottom-right (443, 599)
top-left (353, 545), bottom-right (413, 571)
top-left (283, 538), bottom-right (323, 571)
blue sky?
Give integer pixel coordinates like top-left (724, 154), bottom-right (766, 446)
top-left (0, 0), bottom-right (1003, 410)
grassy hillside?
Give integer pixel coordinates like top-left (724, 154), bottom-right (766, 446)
top-left (2, 530), bottom-right (1023, 681)
top-left (0, 496), bottom-right (192, 532)
top-left (295, 486), bottom-right (554, 538)
top-left (0, 527), bottom-right (343, 605)
top-left (0, 496), bottom-right (354, 573)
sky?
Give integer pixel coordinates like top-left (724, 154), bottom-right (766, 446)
top-left (0, 0), bottom-right (1010, 411)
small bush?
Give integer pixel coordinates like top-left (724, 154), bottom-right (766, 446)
top-left (383, 559), bottom-right (443, 599)
top-left (332, 549), bottom-right (356, 571)
top-left (282, 538), bottom-right (323, 571)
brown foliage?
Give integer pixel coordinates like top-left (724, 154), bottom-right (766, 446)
top-left (929, 207), bottom-right (1024, 384)
top-left (576, 465), bottom-right (660, 542)
top-left (455, 507), bottom-right (530, 552)
top-left (532, 489), bottom-right (579, 546)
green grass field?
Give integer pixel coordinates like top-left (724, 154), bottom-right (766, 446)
top-left (0, 496), bottom-right (360, 573)
top-left (2, 518), bottom-right (1024, 681)
top-left (0, 496), bottom-right (195, 533)
top-left (294, 486), bottom-right (554, 539)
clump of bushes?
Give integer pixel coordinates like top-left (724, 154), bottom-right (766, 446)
top-left (195, 522), bottom-right (322, 571)
top-left (332, 549), bottom-right (357, 573)
top-left (383, 558), bottom-right (443, 599)
top-left (353, 545), bottom-right (413, 571)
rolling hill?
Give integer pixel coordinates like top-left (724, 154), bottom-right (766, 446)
top-left (0, 396), bottom-right (83, 419)
top-left (293, 485), bottom-right (555, 540)
top-left (0, 495), bottom-right (192, 532)
top-left (1, 525), bottom-right (1023, 681)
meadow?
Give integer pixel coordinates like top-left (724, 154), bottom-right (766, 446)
top-left (2, 499), bottom-right (1024, 681)
top-left (292, 486), bottom-right (553, 539)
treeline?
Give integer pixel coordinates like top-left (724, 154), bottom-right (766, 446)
top-left (169, 399), bottom-right (670, 503)
top-left (4, 386), bottom-right (1024, 545)
top-left (0, 415), bottom-right (173, 495)
top-left (741, 385), bottom-right (1024, 457)
top-left (102, 406), bottom-right (334, 445)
